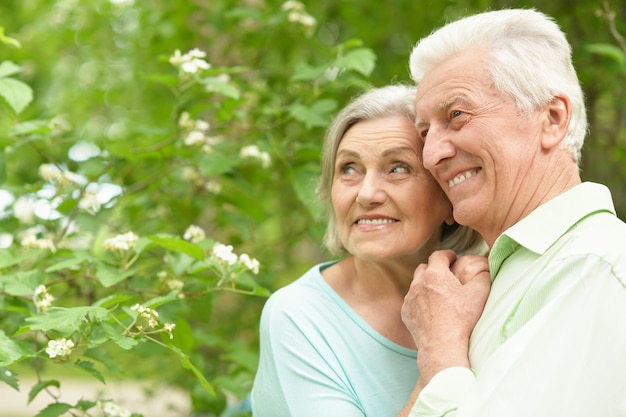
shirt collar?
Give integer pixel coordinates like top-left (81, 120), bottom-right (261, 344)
top-left (489, 182), bottom-right (616, 276)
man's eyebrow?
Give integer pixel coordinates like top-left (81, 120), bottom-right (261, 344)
top-left (437, 94), bottom-right (468, 112)
top-left (415, 94), bottom-right (469, 127)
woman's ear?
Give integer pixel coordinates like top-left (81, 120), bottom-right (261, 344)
top-left (445, 212), bottom-right (455, 226)
top-left (541, 95), bottom-right (571, 150)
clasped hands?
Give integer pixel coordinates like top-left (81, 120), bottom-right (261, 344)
top-left (401, 250), bottom-right (491, 384)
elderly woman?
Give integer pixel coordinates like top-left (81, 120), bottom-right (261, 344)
top-left (251, 85), bottom-right (485, 417)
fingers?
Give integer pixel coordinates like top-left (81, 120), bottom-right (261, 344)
top-left (451, 254), bottom-right (490, 285)
top-left (428, 249), bottom-right (457, 268)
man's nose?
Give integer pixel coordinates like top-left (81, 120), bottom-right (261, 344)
top-left (422, 128), bottom-right (456, 171)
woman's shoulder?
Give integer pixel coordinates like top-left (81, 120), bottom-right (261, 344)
top-left (261, 261), bottom-right (342, 324)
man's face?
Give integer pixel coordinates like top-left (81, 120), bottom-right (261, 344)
top-left (414, 49), bottom-right (547, 244)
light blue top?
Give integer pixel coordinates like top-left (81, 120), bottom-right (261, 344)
top-left (252, 262), bottom-right (419, 417)
top-left (411, 182), bottom-right (626, 416)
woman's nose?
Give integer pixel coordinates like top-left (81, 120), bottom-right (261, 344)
top-left (356, 171), bottom-right (387, 207)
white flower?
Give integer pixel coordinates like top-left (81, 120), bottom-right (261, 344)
top-left (239, 253), bottom-right (260, 275)
top-left (104, 231), bottom-right (138, 252)
top-left (181, 167), bottom-right (201, 183)
top-left (282, 1), bottom-right (305, 11)
top-left (212, 243), bottom-right (238, 265)
top-left (170, 48), bottom-right (211, 75)
top-left (33, 284), bottom-right (55, 312)
top-left (13, 196), bottom-right (36, 224)
top-left (39, 163), bottom-right (86, 186)
top-left (39, 163), bottom-right (63, 182)
top-left (178, 111), bottom-right (193, 129)
top-left (240, 145), bottom-right (271, 168)
top-left (204, 179), bottom-right (222, 194)
top-left (78, 188), bottom-right (101, 213)
top-left (131, 304), bottom-right (159, 328)
top-left (282, 1), bottom-right (316, 28)
top-left (183, 130), bottom-right (206, 146)
top-left (194, 119), bottom-right (210, 132)
top-left (21, 234), bottom-right (56, 252)
top-left (98, 401), bottom-right (132, 417)
top-left (45, 338), bottom-right (74, 359)
top-left (60, 170), bottom-right (85, 185)
top-left (183, 224), bottom-right (205, 243)
top-left (297, 14), bottom-right (316, 27)
top-left (166, 279), bottom-right (184, 291)
top-left (163, 323), bottom-right (176, 339)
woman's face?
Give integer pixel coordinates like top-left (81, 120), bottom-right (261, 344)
top-left (331, 115), bottom-right (453, 262)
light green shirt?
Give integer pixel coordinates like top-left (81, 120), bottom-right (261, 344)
top-left (411, 182), bottom-right (626, 417)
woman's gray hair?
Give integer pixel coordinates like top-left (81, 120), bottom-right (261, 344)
top-left (316, 84), bottom-right (484, 255)
top-left (409, 8), bottom-right (587, 166)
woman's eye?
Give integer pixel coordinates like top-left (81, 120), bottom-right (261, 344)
top-left (451, 110), bottom-right (463, 118)
top-left (339, 164), bottom-right (355, 175)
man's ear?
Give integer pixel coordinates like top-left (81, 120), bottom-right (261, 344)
top-left (541, 95), bottom-right (571, 150)
top-left (445, 212), bottom-right (455, 226)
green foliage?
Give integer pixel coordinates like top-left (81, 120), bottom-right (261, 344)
top-left (0, 1), bottom-right (375, 415)
top-left (0, 1), bottom-right (624, 416)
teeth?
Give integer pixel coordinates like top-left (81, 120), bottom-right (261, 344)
top-left (448, 170), bottom-right (478, 189)
top-left (357, 218), bottom-right (395, 225)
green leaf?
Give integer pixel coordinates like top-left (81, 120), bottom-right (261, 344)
top-left (8, 119), bottom-right (52, 137)
top-left (584, 43), bottom-right (626, 66)
top-left (74, 399), bottom-right (98, 412)
top-left (202, 76), bottom-right (241, 99)
top-left (0, 329), bottom-right (34, 367)
top-left (75, 360), bottom-right (105, 384)
top-left (93, 294), bottom-right (132, 309)
top-left (95, 262), bottom-right (136, 287)
top-left (290, 163), bottom-right (323, 220)
top-left (0, 29), bottom-right (21, 48)
top-left (143, 290), bottom-right (180, 309)
top-left (0, 368), bottom-right (19, 390)
top-left (0, 148), bottom-right (6, 184)
top-left (0, 61), bottom-right (21, 78)
top-left (148, 235), bottom-right (205, 260)
top-left (335, 48), bottom-right (377, 76)
top-left (0, 77), bottom-right (33, 114)
top-left (25, 306), bottom-right (109, 335)
top-left (100, 321), bottom-right (138, 350)
top-left (139, 72), bottom-right (180, 88)
top-left (291, 62), bottom-right (326, 82)
top-left (0, 250), bottom-right (35, 269)
top-left (196, 151), bottom-right (238, 177)
top-left (221, 349), bottom-right (259, 373)
top-left (288, 99), bottom-right (337, 130)
top-left (0, 270), bottom-right (43, 296)
top-left (34, 402), bottom-right (72, 417)
top-left (28, 379), bottom-right (60, 404)
top-left (45, 253), bottom-right (91, 273)
top-left (83, 347), bottom-right (123, 373)
top-left (170, 345), bottom-right (215, 396)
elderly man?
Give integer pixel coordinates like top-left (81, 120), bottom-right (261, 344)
top-left (400, 8), bottom-right (626, 417)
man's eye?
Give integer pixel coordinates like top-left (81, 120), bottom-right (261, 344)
top-left (419, 129), bottom-right (429, 140)
top-left (391, 164), bottom-right (411, 174)
top-left (451, 110), bottom-right (463, 118)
